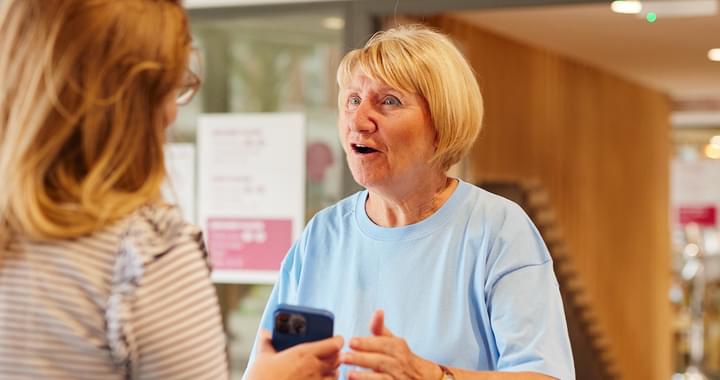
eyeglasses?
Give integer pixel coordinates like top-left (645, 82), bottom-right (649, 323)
top-left (176, 68), bottom-right (201, 105)
top-left (176, 49), bottom-right (202, 105)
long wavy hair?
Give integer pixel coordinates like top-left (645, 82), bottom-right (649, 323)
top-left (0, 0), bottom-right (191, 248)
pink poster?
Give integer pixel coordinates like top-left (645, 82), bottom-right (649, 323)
top-left (678, 206), bottom-right (717, 227)
top-left (207, 218), bottom-right (293, 271)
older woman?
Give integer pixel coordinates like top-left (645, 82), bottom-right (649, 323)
top-left (249, 25), bottom-right (574, 380)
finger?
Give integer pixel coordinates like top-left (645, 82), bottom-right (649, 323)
top-left (369, 309), bottom-right (383, 336)
top-left (369, 309), bottom-right (393, 337)
top-left (256, 329), bottom-right (276, 354)
top-left (341, 351), bottom-right (396, 373)
top-left (321, 368), bottom-right (339, 380)
top-left (311, 354), bottom-right (342, 375)
top-left (319, 352), bottom-right (341, 369)
top-left (347, 370), bottom-right (393, 380)
top-left (348, 336), bottom-right (400, 355)
top-left (295, 335), bottom-right (344, 358)
top-left (323, 368), bottom-right (339, 376)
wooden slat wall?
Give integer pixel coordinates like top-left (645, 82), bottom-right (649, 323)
top-left (426, 14), bottom-right (672, 380)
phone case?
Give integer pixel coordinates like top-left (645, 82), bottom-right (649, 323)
top-left (271, 304), bottom-right (334, 351)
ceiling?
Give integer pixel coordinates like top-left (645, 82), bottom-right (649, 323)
top-left (184, 0), bottom-right (720, 121)
top-left (450, 2), bottom-right (720, 108)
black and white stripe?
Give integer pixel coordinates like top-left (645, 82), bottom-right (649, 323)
top-left (0, 206), bottom-right (228, 379)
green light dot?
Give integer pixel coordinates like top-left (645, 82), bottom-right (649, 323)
top-left (646, 12), bottom-right (657, 23)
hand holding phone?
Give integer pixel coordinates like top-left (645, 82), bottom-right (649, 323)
top-left (245, 329), bottom-right (343, 380)
top-left (271, 304), bottom-right (334, 351)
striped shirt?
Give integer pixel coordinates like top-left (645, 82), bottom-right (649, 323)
top-left (0, 205), bottom-right (228, 380)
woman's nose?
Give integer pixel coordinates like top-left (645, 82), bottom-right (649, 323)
top-left (348, 101), bottom-right (377, 133)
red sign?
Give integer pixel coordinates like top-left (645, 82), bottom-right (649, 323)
top-left (207, 218), bottom-right (292, 270)
top-left (678, 206), bottom-right (717, 227)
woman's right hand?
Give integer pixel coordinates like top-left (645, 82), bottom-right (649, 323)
top-left (245, 330), bottom-right (344, 380)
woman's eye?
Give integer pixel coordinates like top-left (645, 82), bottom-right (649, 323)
top-left (347, 96), bottom-right (361, 106)
top-left (382, 96), bottom-right (401, 106)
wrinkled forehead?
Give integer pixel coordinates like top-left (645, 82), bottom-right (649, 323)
top-left (341, 69), bottom-right (404, 93)
top-left (338, 51), bottom-right (417, 95)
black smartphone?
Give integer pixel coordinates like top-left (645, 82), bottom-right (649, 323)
top-left (271, 304), bottom-right (334, 351)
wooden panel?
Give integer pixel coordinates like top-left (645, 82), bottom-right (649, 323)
top-left (426, 14), bottom-right (672, 380)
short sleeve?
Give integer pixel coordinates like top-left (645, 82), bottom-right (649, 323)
top-left (116, 213), bottom-right (228, 380)
top-left (482, 204), bottom-right (575, 379)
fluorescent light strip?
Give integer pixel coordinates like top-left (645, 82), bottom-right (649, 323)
top-left (638, 0), bottom-right (718, 18)
top-left (709, 49), bottom-right (720, 62)
top-left (611, 1), bottom-right (642, 14)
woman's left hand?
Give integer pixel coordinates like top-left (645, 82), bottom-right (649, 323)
top-left (340, 309), bottom-right (442, 380)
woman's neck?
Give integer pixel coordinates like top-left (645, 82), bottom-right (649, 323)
top-left (365, 174), bottom-right (458, 227)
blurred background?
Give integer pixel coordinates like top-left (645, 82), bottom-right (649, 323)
top-left (170, 0), bottom-right (720, 378)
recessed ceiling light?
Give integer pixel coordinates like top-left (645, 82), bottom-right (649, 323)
top-left (611, 1), bottom-right (642, 14)
top-left (705, 144), bottom-right (720, 159)
top-left (322, 17), bottom-right (345, 31)
top-left (709, 48), bottom-right (720, 62)
top-left (711, 135), bottom-right (720, 147)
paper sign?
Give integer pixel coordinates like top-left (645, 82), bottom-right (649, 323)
top-left (198, 113), bottom-right (305, 284)
top-left (671, 159), bottom-right (720, 227)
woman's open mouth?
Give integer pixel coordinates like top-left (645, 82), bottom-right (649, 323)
top-left (351, 143), bottom-right (379, 155)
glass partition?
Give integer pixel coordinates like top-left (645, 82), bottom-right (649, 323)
top-left (171, 8), bottom-right (350, 377)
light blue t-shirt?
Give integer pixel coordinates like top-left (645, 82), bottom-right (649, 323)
top-left (247, 180), bottom-right (575, 379)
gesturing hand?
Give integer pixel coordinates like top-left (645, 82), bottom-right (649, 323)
top-left (340, 310), bottom-right (442, 380)
top-left (245, 330), bottom-right (343, 380)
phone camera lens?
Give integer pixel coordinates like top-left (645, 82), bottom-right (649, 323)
top-left (290, 315), bottom-right (306, 335)
top-left (276, 313), bottom-right (290, 334)
top-left (275, 312), bottom-right (307, 336)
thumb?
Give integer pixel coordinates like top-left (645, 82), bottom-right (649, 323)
top-left (369, 309), bottom-right (393, 337)
top-left (294, 335), bottom-right (344, 358)
top-left (256, 329), bottom-right (277, 355)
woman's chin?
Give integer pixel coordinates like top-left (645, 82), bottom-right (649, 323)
top-left (351, 172), bottom-right (386, 190)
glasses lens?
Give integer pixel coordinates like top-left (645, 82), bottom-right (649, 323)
top-left (176, 86), bottom-right (194, 105)
top-left (176, 70), bottom-right (199, 105)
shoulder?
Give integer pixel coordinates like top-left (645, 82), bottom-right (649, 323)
top-left (313, 191), bottom-right (361, 221)
top-left (305, 190), bottom-right (363, 233)
top-left (459, 182), bottom-right (549, 260)
top-left (120, 204), bottom-right (208, 268)
top-left (463, 183), bottom-right (533, 231)
top-left (107, 204), bottom-right (212, 314)
top-left (103, 206), bottom-right (224, 376)
top-left (131, 204), bottom-right (200, 239)
top-left (453, 182), bottom-right (533, 241)
top-left (461, 183), bottom-right (551, 272)
top-left (281, 191), bottom-right (363, 268)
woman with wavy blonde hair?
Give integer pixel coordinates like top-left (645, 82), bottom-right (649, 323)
top-left (0, 1), bottom-right (187, 242)
top-left (0, 1), bottom-right (342, 379)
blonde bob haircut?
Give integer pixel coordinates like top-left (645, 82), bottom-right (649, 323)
top-left (337, 25), bottom-right (483, 170)
top-left (0, 0), bottom-right (190, 244)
